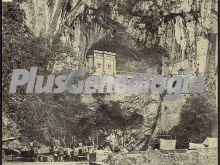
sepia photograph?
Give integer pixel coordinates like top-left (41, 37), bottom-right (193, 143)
top-left (2, 0), bottom-right (218, 164)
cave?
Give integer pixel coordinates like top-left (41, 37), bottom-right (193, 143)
top-left (86, 37), bottom-right (169, 75)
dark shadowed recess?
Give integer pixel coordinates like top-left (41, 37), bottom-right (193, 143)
top-left (74, 101), bottom-right (144, 144)
top-left (87, 38), bottom-right (169, 71)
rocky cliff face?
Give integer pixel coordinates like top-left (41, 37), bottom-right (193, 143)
top-left (20, 0), bottom-right (217, 72)
top-left (19, 0), bottom-right (218, 149)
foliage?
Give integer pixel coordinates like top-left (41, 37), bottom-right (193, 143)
top-left (2, 1), bottom-right (87, 147)
top-left (172, 94), bottom-right (216, 145)
top-left (3, 0), bottom-right (216, 151)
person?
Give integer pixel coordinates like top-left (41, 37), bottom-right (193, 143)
top-left (66, 147), bottom-right (71, 161)
top-left (50, 144), bottom-right (55, 162)
top-left (32, 140), bottom-right (39, 162)
top-left (29, 142), bottom-right (34, 150)
top-left (29, 142), bottom-right (34, 156)
top-left (71, 147), bottom-right (75, 161)
top-left (73, 147), bottom-right (79, 161)
top-left (33, 145), bottom-right (39, 162)
top-left (54, 146), bottom-right (58, 162)
top-left (58, 147), bottom-right (64, 162)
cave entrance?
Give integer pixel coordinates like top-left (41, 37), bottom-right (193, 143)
top-left (86, 37), bottom-right (169, 76)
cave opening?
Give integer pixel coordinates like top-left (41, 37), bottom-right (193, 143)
top-left (86, 37), bottom-right (169, 75)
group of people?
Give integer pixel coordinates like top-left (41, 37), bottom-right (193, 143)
top-left (51, 147), bottom-right (77, 162)
top-left (28, 137), bottom-right (117, 162)
top-left (29, 140), bottom-right (87, 162)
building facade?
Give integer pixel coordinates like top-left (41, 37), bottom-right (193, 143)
top-left (87, 50), bottom-right (116, 76)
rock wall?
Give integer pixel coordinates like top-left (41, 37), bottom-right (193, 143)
top-left (20, 0), bottom-right (218, 77)
top-left (107, 148), bottom-right (218, 165)
top-left (20, 0), bottom-right (110, 60)
top-left (19, 0), bottom-right (218, 148)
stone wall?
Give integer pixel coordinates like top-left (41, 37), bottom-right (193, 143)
top-left (107, 148), bottom-right (218, 165)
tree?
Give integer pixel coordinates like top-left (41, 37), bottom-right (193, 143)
top-left (2, 1), bottom-right (84, 147)
top-left (172, 94), bottom-right (216, 147)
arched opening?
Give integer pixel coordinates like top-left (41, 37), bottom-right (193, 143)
top-left (86, 37), bottom-right (169, 75)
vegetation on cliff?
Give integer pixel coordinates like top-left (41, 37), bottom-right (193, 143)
top-left (2, 0), bottom-right (217, 151)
